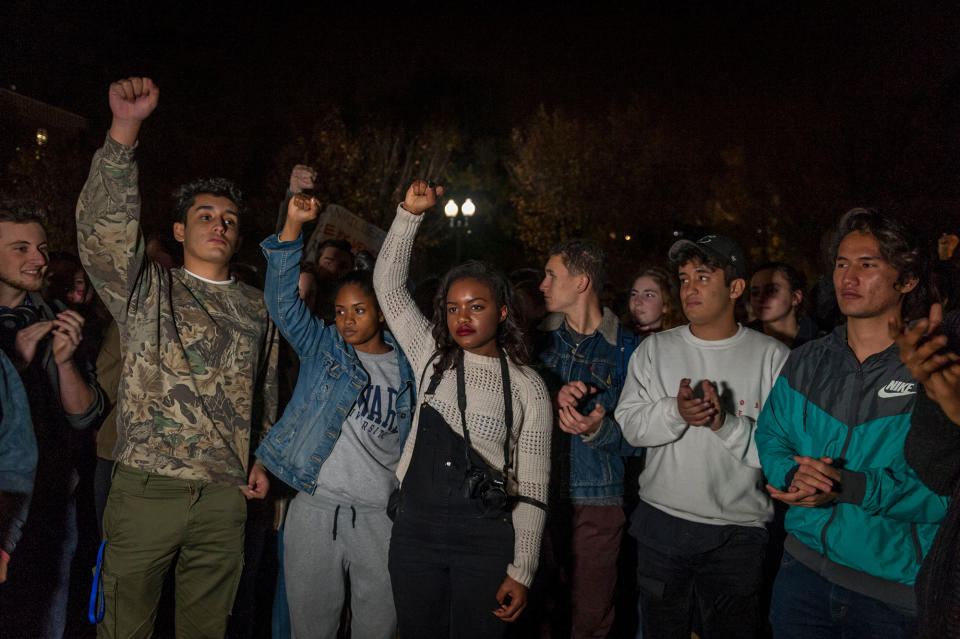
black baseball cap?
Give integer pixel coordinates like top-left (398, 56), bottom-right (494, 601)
top-left (668, 234), bottom-right (748, 280)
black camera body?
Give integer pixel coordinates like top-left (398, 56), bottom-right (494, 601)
top-left (463, 465), bottom-right (510, 514)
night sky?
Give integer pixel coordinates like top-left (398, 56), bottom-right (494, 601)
top-left (4, 2), bottom-right (960, 272)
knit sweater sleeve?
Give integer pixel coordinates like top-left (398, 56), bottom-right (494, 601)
top-left (508, 368), bottom-right (552, 587)
top-left (372, 205), bottom-right (436, 371)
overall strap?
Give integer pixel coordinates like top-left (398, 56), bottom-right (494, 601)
top-left (422, 351), bottom-right (443, 395)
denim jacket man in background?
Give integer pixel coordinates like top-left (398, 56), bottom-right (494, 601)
top-left (533, 239), bottom-right (640, 639)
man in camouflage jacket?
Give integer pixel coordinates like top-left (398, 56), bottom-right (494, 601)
top-left (76, 77), bottom-right (278, 639)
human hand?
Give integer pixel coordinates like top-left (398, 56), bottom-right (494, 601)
top-left (558, 402), bottom-right (605, 435)
top-left (288, 194), bottom-right (320, 224)
top-left (790, 455), bottom-right (840, 495)
top-left (289, 165), bottom-right (317, 194)
top-left (557, 381), bottom-right (594, 409)
top-left (700, 379), bottom-right (726, 431)
top-left (765, 483), bottom-right (828, 508)
top-left (14, 321), bottom-right (54, 368)
top-left (242, 464), bottom-right (270, 499)
top-left (51, 310), bottom-right (85, 365)
top-left (889, 303), bottom-right (950, 385)
top-left (109, 77), bottom-right (159, 125)
top-left (939, 233), bottom-right (959, 260)
top-left (677, 378), bottom-right (717, 426)
top-left (493, 575), bottom-right (528, 622)
top-left (279, 194), bottom-right (320, 241)
top-left (401, 180), bottom-right (443, 216)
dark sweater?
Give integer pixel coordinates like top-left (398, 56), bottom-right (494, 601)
top-left (905, 384), bottom-right (960, 638)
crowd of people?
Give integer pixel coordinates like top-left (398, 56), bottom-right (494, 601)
top-left (1, 75), bottom-right (959, 639)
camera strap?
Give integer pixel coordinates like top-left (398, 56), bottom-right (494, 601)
top-left (456, 353), bottom-right (546, 512)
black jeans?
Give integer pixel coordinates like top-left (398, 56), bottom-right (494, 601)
top-left (389, 405), bottom-right (514, 639)
top-left (630, 500), bottom-right (768, 639)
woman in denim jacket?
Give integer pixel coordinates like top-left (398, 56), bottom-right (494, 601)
top-left (256, 194), bottom-right (416, 639)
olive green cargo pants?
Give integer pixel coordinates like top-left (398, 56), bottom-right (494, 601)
top-left (97, 464), bottom-right (246, 639)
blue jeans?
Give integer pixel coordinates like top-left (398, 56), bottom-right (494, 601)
top-left (770, 551), bottom-right (917, 639)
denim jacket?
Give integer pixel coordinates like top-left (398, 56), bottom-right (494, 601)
top-left (0, 349), bottom-right (37, 555)
top-left (255, 234), bottom-right (416, 494)
top-left (535, 309), bottom-right (640, 505)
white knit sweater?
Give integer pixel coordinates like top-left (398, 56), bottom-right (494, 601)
top-left (373, 205), bottom-right (552, 587)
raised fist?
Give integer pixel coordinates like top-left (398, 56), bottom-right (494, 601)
top-left (287, 193), bottom-right (320, 225)
top-left (402, 180), bottom-right (444, 216)
top-left (938, 233), bottom-right (959, 261)
top-left (289, 165), bottom-right (317, 194)
top-left (109, 77), bottom-right (159, 123)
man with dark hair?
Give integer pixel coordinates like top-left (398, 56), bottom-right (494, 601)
top-left (314, 238), bottom-right (354, 279)
top-left (756, 208), bottom-right (948, 638)
top-left (604, 234), bottom-right (788, 638)
top-left (534, 238), bottom-right (639, 638)
top-left (76, 77), bottom-right (278, 638)
top-left (0, 200), bottom-right (105, 636)
top-left (173, 177), bottom-right (246, 224)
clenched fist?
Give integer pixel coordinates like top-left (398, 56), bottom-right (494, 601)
top-left (108, 77), bottom-right (159, 146)
top-left (401, 180), bottom-right (444, 216)
top-left (279, 194), bottom-right (320, 242)
top-left (289, 165), bottom-right (317, 194)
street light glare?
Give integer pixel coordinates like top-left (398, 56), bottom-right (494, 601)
top-left (445, 199), bottom-right (458, 217)
top-left (462, 198), bottom-right (476, 216)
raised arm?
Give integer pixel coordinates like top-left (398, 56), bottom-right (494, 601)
top-left (76, 77), bottom-right (159, 322)
top-left (372, 180), bottom-right (443, 372)
top-left (261, 194), bottom-right (334, 356)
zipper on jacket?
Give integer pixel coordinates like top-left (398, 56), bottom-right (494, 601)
top-left (910, 523), bottom-right (923, 565)
top-left (820, 504), bottom-right (840, 557)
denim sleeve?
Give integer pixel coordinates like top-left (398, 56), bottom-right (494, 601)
top-left (260, 233), bottom-right (332, 358)
top-left (0, 351), bottom-right (37, 555)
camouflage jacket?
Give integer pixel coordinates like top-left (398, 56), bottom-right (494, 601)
top-left (76, 135), bottom-right (278, 486)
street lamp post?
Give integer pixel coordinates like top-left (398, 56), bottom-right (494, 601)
top-left (444, 198), bottom-right (476, 264)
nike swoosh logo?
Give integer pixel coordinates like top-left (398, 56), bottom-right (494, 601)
top-left (877, 388), bottom-right (916, 398)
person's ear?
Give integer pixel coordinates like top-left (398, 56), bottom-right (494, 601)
top-left (173, 221), bottom-right (185, 243)
top-left (729, 278), bottom-right (746, 300)
top-left (895, 277), bottom-right (919, 294)
top-left (576, 274), bottom-right (590, 294)
top-left (791, 289), bottom-right (803, 308)
top-left (499, 305), bottom-right (508, 323)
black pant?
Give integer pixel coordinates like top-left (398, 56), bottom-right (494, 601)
top-left (389, 405), bottom-right (514, 639)
top-left (631, 500), bottom-right (768, 639)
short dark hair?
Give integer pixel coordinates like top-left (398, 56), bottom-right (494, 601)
top-left (827, 207), bottom-right (928, 319)
top-left (751, 262), bottom-right (808, 315)
top-left (317, 238), bottom-right (353, 255)
top-left (550, 239), bottom-right (606, 293)
top-left (670, 245), bottom-right (739, 286)
top-left (0, 200), bottom-right (47, 228)
top-left (173, 178), bottom-right (244, 224)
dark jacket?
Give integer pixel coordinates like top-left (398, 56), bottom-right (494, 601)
top-left (756, 324), bottom-right (950, 610)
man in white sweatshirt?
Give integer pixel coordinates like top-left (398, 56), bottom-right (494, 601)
top-left (588, 234), bottom-right (789, 638)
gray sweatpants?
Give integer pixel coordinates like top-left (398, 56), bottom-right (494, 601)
top-left (283, 495), bottom-right (397, 639)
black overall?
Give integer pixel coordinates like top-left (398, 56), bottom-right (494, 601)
top-left (388, 360), bottom-right (515, 639)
